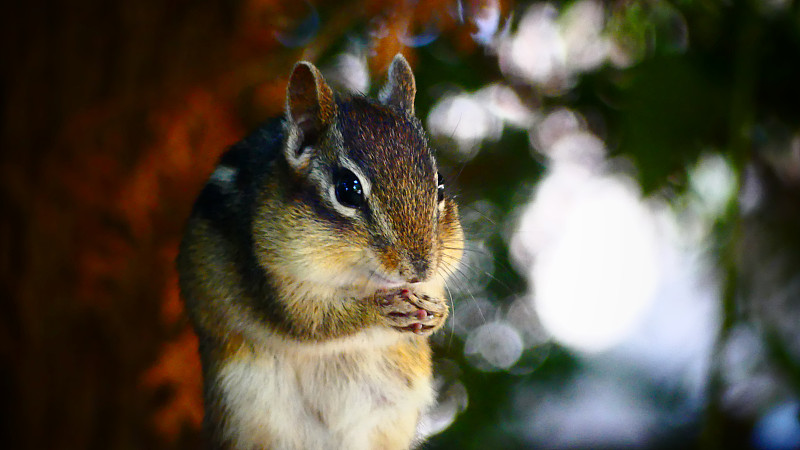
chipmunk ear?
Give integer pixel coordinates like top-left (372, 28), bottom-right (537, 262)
top-left (285, 61), bottom-right (336, 171)
top-left (379, 54), bottom-right (416, 115)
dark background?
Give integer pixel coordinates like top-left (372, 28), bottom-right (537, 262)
top-left (2, 0), bottom-right (800, 449)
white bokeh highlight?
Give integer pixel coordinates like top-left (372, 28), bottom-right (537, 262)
top-left (465, 321), bottom-right (525, 371)
top-left (427, 84), bottom-right (532, 159)
top-left (527, 173), bottom-right (660, 352)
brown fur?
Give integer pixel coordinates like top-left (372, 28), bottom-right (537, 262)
top-left (177, 54), bottom-right (463, 449)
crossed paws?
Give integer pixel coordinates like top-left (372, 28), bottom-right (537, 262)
top-left (376, 288), bottom-right (448, 336)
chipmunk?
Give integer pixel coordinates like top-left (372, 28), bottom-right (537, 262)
top-left (176, 54), bottom-right (463, 450)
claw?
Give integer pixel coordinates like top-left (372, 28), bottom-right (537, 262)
top-left (376, 287), bottom-right (447, 335)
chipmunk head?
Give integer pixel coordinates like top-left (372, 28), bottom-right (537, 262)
top-left (255, 54), bottom-right (462, 292)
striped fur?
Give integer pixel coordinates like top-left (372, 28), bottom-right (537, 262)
top-left (177, 55), bottom-right (463, 449)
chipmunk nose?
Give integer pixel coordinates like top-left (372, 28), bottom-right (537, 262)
top-left (406, 256), bottom-right (430, 283)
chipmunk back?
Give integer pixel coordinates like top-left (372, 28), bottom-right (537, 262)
top-left (177, 54), bottom-right (463, 450)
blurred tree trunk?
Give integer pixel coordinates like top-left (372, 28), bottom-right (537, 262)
top-left (0, 0), bottom-right (445, 447)
top-left (0, 1), bottom-right (258, 448)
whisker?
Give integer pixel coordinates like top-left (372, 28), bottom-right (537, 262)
top-left (441, 275), bottom-right (457, 350)
top-left (439, 261), bottom-right (488, 327)
top-left (459, 204), bottom-right (499, 227)
top-left (439, 259), bottom-right (484, 286)
top-left (440, 251), bottom-right (520, 301)
top-left (440, 246), bottom-right (491, 255)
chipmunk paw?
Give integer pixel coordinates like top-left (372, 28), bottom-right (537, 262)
top-left (376, 289), bottom-right (447, 336)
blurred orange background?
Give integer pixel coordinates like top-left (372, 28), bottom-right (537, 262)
top-left (0, 1), bottom-right (493, 448)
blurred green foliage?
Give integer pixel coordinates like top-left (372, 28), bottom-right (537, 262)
top-left (6, 0), bottom-right (799, 447)
top-left (391, 1), bottom-right (800, 448)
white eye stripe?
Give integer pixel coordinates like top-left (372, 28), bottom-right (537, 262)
top-left (321, 157), bottom-right (371, 218)
top-left (327, 158), bottom-right (398, 241)
top-left (337, 157), bottom-right (371, 198)
top-left (328, 184), bottom-right (360, 218)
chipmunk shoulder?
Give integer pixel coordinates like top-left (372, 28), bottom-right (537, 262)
top-left (177, 54), bottom-right (463, 450)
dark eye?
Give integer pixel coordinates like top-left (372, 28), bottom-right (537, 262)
top-left (437, 172), bottom-right (445, 203)
top-left (334, 169), bottom-right (364, 208)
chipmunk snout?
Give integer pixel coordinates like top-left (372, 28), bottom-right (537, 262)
top-left (410, 258), bottom-right (429, 282)
top-left (399, 251), bottom-right (434, 283)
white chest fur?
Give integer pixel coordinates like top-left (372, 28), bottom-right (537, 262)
top-left (215, 328), bottom-right (434, 450)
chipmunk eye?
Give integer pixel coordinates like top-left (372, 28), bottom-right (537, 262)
top-left (437, 172), bottom-right (445, 203)
top-left (334, 169), bottom-right (364, 208)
